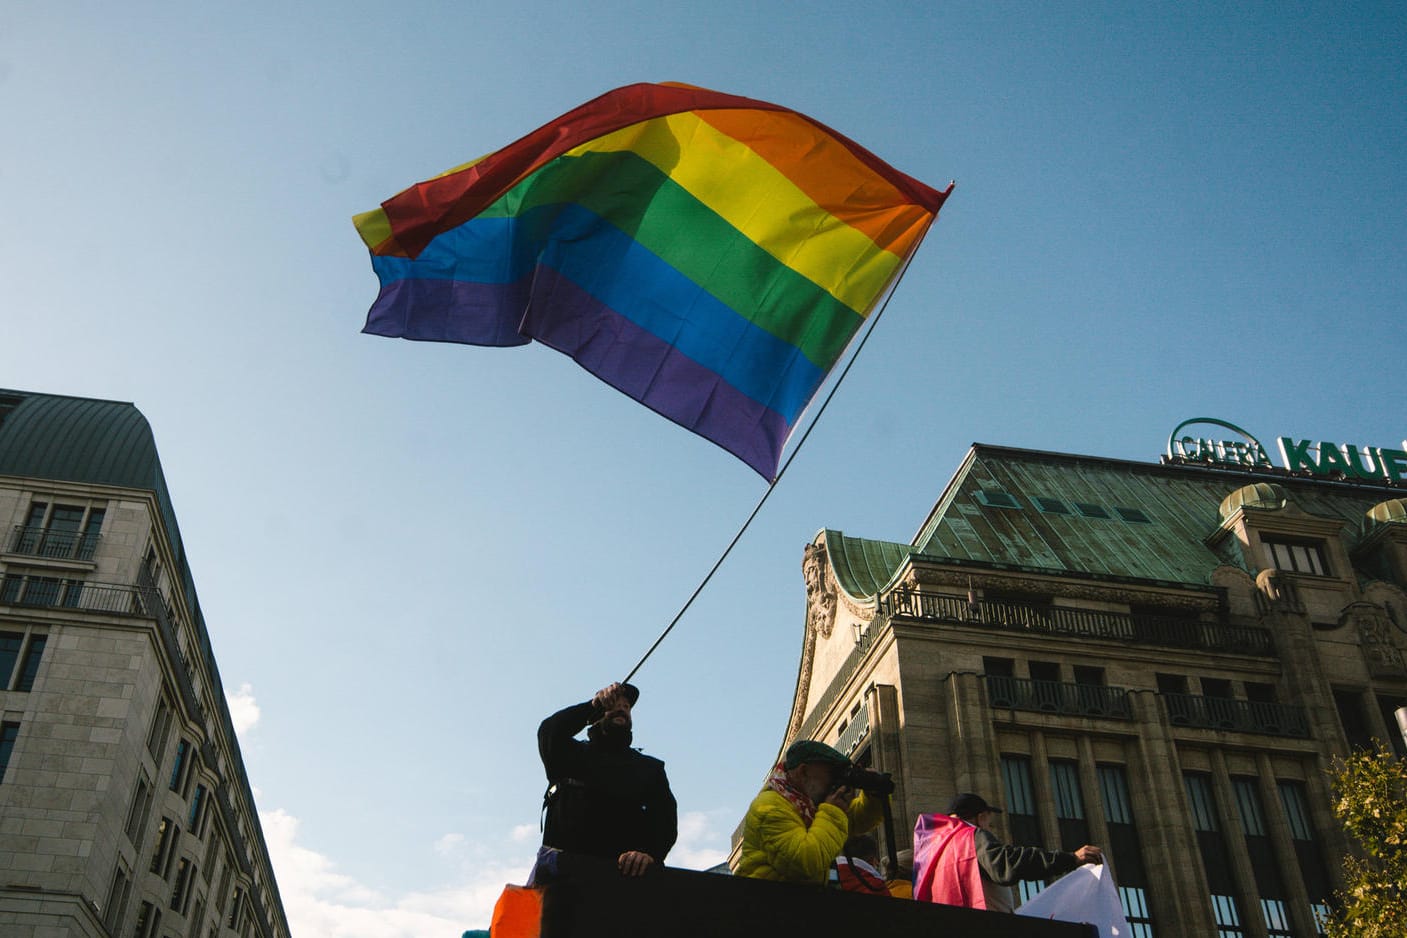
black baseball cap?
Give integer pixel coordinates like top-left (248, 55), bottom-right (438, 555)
top-left (948, 793), bottom-right (1002, 818)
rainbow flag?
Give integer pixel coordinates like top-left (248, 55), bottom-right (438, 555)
top-left (355, 82), bottom-right (951, 479)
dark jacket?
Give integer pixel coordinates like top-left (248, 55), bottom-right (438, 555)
top-left (538, 701), bottom-right (678, 864)
top-left (973, 827), bottom-right (1080, 885)
top-left (973, 827), bottom-right (1080, 913)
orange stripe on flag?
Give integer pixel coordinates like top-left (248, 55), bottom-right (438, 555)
top-left (489, 885), bottom-right (543, 938)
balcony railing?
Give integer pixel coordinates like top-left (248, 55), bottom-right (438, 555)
top-left (985, 675), bottom-right (1132, 719)
top-left (887, 589), bottom-right (1274, 656)
top-left (0, 573), bottom-right (151, 616)
top-left (7, 524), bottom-right (101, 561)
top-left (1162, 693), bottom-right (1310, 738)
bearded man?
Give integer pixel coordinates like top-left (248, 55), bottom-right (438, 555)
top-left (537, 682), bottom-right (677, 877)
top-left (735, 739), bottom-right (886, 883)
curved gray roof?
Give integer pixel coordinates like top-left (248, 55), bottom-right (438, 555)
top-left (0, 390), bottom-right (159, 488)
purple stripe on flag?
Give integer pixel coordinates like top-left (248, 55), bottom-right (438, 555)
top-left (362, 277), bottom-right (534, 347)
top-left (523, 266), bottom-right (790, 478)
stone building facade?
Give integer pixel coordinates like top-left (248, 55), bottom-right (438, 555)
top-left (739, 441), bottom-right (1407, 938)
top-left (0, 389), bottom-right (290, 938)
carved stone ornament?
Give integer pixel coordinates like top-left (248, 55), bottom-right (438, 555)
top-left (1345, 602), bottom-right (1407, 677)
top-left (803, 542), bottom-right (838, 639)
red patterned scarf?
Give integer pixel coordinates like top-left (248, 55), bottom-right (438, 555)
top-left (765, 761), bottom-right (817, 826)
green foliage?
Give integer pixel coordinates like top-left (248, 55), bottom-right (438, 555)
top-left (1327, 745), bottom-right (1407, 938)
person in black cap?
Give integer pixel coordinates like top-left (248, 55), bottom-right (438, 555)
top-left (735, 739), bottom-right (888, 883)
top-left (916, 792), bottom-right (1102, 912)
top-left (537, 682), bottom-right (677, 877)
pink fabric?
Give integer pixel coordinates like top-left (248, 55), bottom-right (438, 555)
top-left (912, 813), bottom-right (986, 909)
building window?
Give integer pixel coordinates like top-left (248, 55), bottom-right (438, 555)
top-left (1262, 537), bottom-right (1327, 576)
top-left (1378, 694), bottom-right (1407, 758)
top-left (976, 489), bottom-right (1022, 509)
top-left (0, 629), bottom-right (47, 691)
top-left (1049, 760), bottom-right (1091, 850)
top-left (151, 817), bottom-right (181, 878)
top-left (1074, 502), bottom-right (1111, 519)
top-left (190, 783), bottom-right (209, 837)
top-left (1278, 781), bottom-right (1332, 936)
top-left (1185, 773), bottom-right (1247, 937)
top-left (104, 863), bottom-right (133, 934)
top-left (0, 721), bottom-right (19, 784)
top-left (1114, 506), bottom-right (1153, 524)
top-left (8, 500), bottom-right (105, 560)
top-left (1001, 755), bottom-right (1045, 904)
top-left (133, 900), bottom-right (161, 938)
top-left (1033, 496), bottom-right (1071, 514)
top-left (125, 775), bottom-right (154, 845)
top-left (170, 739), bottom-right (192, 792)
top-left (171, 857), bottom-right (195, 913)
top-left (1232, 777), bottom-right (1291, 936)
top-left (1333, 689), bottom-right (1374, 751)
top-left (1098, 765), bottom-right (1154, 936)
top-left (228, 885), bottom-right (244, 929)
top-left (147, 694), bottom-right (174, 760)
top-left (0, 572), bottom-right (84, 609)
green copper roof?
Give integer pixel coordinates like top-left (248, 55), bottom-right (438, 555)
top-left (1218, 482), bottom-right (1287, 520)
top-left (1367, 497), bottom-right (1407, 528)
top-left (0, 389), bottom-right (163, 490)
top-left (827, 444), bottom-right (1400, 600)
top-left (822, 529), bottom-right (914, 598)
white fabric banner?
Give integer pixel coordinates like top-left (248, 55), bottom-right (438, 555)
top-left (1014, 863), bottom-right (1132, 937)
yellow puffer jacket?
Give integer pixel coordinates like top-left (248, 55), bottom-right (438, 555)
top-left (735, 788), bottom-right (885, 883)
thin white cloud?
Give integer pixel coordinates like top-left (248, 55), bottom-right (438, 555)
top-left (262, 806), bottom-right (525, 937)
top-left (227, 682), bottom-right (261, 737)
top-left (433, 833), bottom-right (465, 858)
top-left (258, 806), bottom-right (732, 937)
top-left (669, 809), bottom-right (730, 871)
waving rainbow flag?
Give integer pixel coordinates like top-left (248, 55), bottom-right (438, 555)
top-left (355, 82), bottom-right (951, 479)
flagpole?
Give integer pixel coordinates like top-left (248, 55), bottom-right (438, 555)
top-left (621, 208), bottom-right (946, 684)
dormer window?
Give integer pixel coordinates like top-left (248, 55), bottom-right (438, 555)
top-left (1262, 536), bottom-right (1328, 576)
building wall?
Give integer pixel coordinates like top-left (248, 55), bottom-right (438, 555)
top-left (0, 473), bottom-right (289, 938)
top-left (762, 458), bottom-right (1407, 938)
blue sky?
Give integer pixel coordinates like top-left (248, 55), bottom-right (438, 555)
top-left (3, 2), bottom-right (1406, 934)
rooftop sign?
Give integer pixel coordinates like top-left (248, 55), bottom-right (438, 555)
top-left (1165, 417), bottom-right (1407, 485)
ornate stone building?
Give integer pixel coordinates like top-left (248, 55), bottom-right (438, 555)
top-left (746, 442), bottom-right (1407, 938)
top-left (0, 389), bottom-right (290, 938)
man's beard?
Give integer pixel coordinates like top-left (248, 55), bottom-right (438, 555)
top-left (588, 717), bottom-right (633, 748)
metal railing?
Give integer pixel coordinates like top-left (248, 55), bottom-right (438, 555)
top-left (887, 589), bottom-right (1274, 655)
top-left (984, 675), bottom-right (1133, 719)
top-left (1162, 693), bottom-right (1310, 738)
top-left (7, 525), bottom-right (101, 561)
top-left (0, 574), bottom-right (150, 616)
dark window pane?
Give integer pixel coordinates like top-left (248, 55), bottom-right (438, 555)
top-left (15, 635), bottom-right (46, 691)
top-left (0, 631), bottom-right (22, 688)
top-left (0, 721), bottom-right (19, 783)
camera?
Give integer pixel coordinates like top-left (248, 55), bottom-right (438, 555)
top-left (835, 766), bottom-right (895, 796)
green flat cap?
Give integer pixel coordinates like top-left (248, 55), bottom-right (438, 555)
top-left (784, 739), bottom-right (851, 770)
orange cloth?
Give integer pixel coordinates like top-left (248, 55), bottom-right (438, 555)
top-left (489, 885), bottom-right (543, 938)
